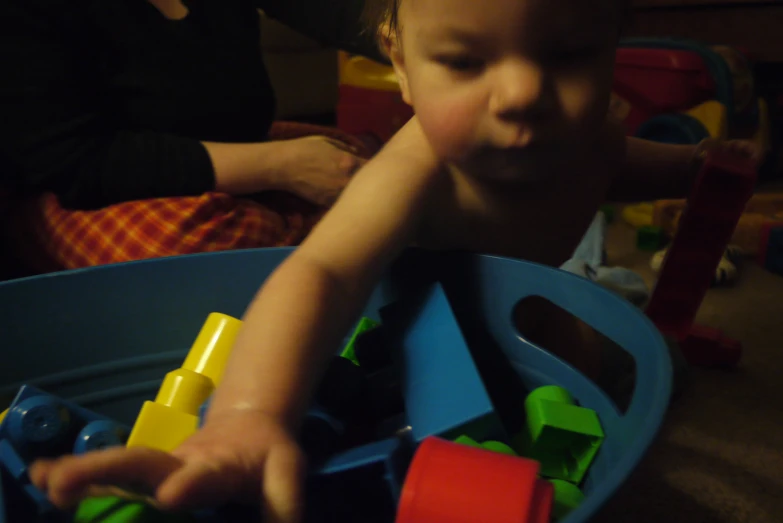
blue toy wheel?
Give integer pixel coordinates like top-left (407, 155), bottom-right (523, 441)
top-left (635, 113), bottom-right (710, 145)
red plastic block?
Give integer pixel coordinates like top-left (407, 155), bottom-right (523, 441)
top-left (613, 48), bottom-right (714, 135)
top-left (680, 325), bottom-right (742, 368)
top-left (646, 149), bottom-right (757, 346)
top-left (396, 437), bottom-right (553, 523)
top-left (337, 85), bottom-right (414, 144)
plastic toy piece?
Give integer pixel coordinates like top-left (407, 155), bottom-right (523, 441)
top-left (314, 356), bottom-right (371, 423)
top-left (306, 436), bottom-right (413, 523)
top-left (685, 100), bottom-right (729, 140)
top-left (513, 386), bottom-right (604, 485)
top-left (454, 435), bottom-right (518, 456)
top-left (340, 317), bottom-right (380, 366)
top-left (622, 202), bottom-right (654, 228)
top-left (599, 204), bottom-right (615, 224)
top-left (679, 325), bottom-right (743, 368)
top-left (0, 385), bottom-right (130, 516)
top-left (396, 437), bottom-right (553, 523)
top-left (645, 149), bottom-right (757, 367)
top-left (0, 439), bottom-right (53, 515)
top-left (126, 313), bottom-right (241, 452)
top-left (758, 222), bottom-right (783, 276)
top-left (74, 496), bottom-right (194, 523)
top-left (636, 225), bottom-right (666, 251)
top-left (380, 283), bottom-right (504, 443)
top-left (548, 480), bottom-right (585, 521)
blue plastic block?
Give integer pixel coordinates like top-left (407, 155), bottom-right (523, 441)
top-left (198, 396), bottom-right (212, 429)
top-left (305, 437), bottom-right (413, 523)
top-left (380, 283), bottom-right (504, 443)
top-left (0, 468), bottom-right (5, 523)
top-left (0, 439), bottom-right (54, 516)
top-left (0, 385), bottom-right (130, 516)
top-left (0, 385), bottom-right (131, 459)
top-left (765, 226), bottom-right (783, 276)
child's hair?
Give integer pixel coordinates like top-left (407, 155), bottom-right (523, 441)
top-left (361, 0), bottom-right (401, 40)
top-left (362, 0), bottom-right (631, 41)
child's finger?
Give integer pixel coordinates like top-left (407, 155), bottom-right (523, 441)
top-left (262, 443), bottom-right (306, 523)
top-left (156, 459), bottom-right (248, 510)
top-left (40, 447), bottom-right (181, 508)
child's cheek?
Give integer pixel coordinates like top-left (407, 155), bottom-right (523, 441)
top-left (415, 96), bottom-right (479, 161)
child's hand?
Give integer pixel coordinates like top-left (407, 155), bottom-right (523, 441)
top-left (695, 137), bottom-right (769, 166)
top-left (28, 409), bottom-right (306, 523)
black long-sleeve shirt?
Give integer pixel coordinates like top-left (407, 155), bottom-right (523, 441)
top-left (0, 0), bottom-right (380, 209)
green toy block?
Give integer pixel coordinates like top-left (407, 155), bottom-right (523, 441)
top-left (636, 225), bottom-right (666, 251)
top-left (549, 479), bottom-right (585, 520)
top-left (599, 204), bottom-right (615, 224)
top-left (74, 496), bottom-right (194, 523)
top-left (340, 317), bottom-right (380, 365)
top-left (513, 386), bottom-right (604, 484)
top-left (454, 435), bottom-right (518, 456)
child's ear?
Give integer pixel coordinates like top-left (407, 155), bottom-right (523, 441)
top-left (379, 25), bottom-right (412, 106)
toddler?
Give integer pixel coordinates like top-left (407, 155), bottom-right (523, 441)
top-left (29, 0), bottom-right (763, 521)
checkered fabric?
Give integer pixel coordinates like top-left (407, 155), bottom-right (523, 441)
top-left (2, 122), bottom-right (375, 274)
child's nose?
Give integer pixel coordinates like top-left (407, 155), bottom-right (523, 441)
top-left (488, 60), bottom-right (549, 120)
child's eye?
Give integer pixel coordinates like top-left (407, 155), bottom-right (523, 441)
top-left (436, 55), bottom-right (485, 72)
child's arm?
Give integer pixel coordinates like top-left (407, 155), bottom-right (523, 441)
top-left (208, 117), bottom-right (444, 428)
top-left (606, 119), bottom-right (766, 203)
top-left (27, 118), bottom-right (445, 520)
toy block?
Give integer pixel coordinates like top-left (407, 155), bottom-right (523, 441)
top-left (305, 436), bottom-right (413, 523)
top-left (0, 439), bottom-right (53, 516)
top-left (340, 317), bottom-right (380, 366)
top-left (299, 407), bottom-right (346, 465)
top-left (74, 496), bottom-right (195, 523)
top-left (0, 385), bottom-right (130, 516)
top-left (600, 204), bottom-right (616, 224)
top-left (548, 480), bottom-right (585, 521)
top-left (454, 435), bottom-right (518, 456)
top-left (379, 283), bottom-right (504, 443)
top-left (646, 149), bottom-right (757, 354)
top-left (396, 437), bottom-right (553, 523)
top-left (354, 326), bottom-right (393, 373)
top-left (680, 324), bottom-right (742, 368)
top-left (0, 464), bottom-right (40, 523)
top-left (513, 386), bottom-right (604, 485)
top-left (313, 356), bottom-right (371, 423)
top-left (125, 400), bottom-right (199, 453)
top-left (636, 225), bottom-right (666, 251)
top-left (758, 222), bottom-right (783, 276)
top-left (127, 313), bottom-right (242, 452)
top-left (0, 385), bottom-right (130, 459)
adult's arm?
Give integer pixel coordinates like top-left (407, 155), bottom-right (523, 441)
top-left (255, 0), bottom-right (388, 63)
top-left (0, 0), bottom-right (223, 210)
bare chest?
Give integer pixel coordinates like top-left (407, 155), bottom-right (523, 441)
top-left (418, 164), bottom-right (613, 268)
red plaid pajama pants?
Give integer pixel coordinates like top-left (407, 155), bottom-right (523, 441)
top-left (2, 123), bottom-right (376, 275)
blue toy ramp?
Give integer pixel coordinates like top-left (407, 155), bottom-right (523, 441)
top-left (0, 247), bottom-right (672, 523)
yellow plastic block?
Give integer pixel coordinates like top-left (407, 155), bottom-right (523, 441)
top-left (125, 401), bottom-right (199, 452)
top-left (686, 100), bottom-right (728, 140)
top-left (753, 98), bottom-right (771, 151)
top-left (340, 55), bottom-right (400, 92)
top-left (182, 312), bottom-right (242, 388)
top-left (621, 202), bottom-right (654, 228)
top-left (125, 312), bottom-right (243, 452)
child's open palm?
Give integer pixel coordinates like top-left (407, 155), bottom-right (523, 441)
top-left (29, 410), bottom-right (306, 523)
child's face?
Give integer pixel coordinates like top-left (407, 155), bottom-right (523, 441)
top-left (386, 0), bottom-right (620, 182)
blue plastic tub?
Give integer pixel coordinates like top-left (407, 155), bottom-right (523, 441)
top-left (0, 247), bottom-right (672, 522)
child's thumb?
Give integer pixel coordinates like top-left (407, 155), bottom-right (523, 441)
top-left (263, 442), bottom-right (307, 523)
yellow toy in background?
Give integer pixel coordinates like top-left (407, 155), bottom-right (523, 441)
top-left (125, 313), bottom-right (243, 452)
